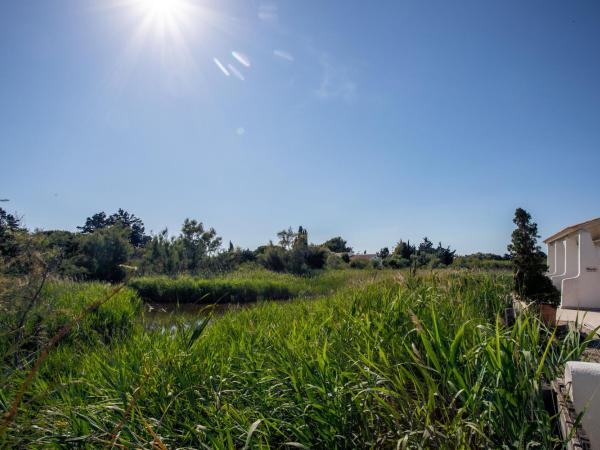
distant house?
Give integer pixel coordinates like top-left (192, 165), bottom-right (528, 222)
top-left (545, 217), bottom-right (600, 309)
top-left (350, 253), bottom-right (377, 262)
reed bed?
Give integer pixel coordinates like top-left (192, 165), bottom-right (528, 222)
top-left (0, 271), bottom-right (590, 448)
top-left (129, 268), bottom-right (382, 304)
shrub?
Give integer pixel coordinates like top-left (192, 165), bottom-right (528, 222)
top-left (371, 257), bottom-right (383, 269)
top-left (349, 259), bottom-right (368, 269)
top-left (260, 246), bottom-right (287, 272)
top-left (326, 253), bottom-right (345, 269)
top-left (79, 226), bottom-right (133, 282)
top-left (305, 246), bottom-right (328, 270)
top-left (385, 256), bottom-right (410, 269)
top-left (321, 236), bottom-right (352, 253)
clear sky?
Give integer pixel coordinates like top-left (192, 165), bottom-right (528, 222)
top-left (2, 0), bottom-right (599, 254)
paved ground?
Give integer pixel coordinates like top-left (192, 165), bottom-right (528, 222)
top-left (556, 309), bottom-right (600, 363)
top-left (556, 308), bottom-right (600, 335)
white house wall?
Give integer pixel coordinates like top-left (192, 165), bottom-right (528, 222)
top-left (561, 230), bottom-right (600, 309)
top-left (547, 242), bottom-right (556, 275)
top-left (550, 239), bottom-right (568, 290)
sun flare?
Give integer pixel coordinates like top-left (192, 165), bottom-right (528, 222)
top-left (138, 0), bottom-right (183, 16)
top-left (134, 0), bottom-right (188, 28)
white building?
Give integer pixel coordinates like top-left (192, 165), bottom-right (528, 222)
top-left (545, 218), bottom-right (600, 309)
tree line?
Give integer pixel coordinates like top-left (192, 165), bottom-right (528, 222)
top-left (0, 205), bottom-right (509, 282)
top-left (373, 237), bottom-right (456, 270)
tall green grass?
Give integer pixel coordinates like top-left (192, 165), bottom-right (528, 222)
top-left (0, 271), bottom-right (590, 448)
top-left (0, 280), bottom-right (141, 356)
top-left (40, 281), bottom-right (141, 342)
top-left (130, 276), bottom-right (296, 304)
top-left (129, 268), bottom-right (383, 303)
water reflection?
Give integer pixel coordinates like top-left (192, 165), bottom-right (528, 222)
top-left (142, 301), bottom-right (252, 328)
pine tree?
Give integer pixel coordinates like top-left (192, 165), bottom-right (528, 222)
top-left (507, 208), bottom-right (559, 305)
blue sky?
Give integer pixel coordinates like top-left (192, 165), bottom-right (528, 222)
top-left (2, 0), bottom-right (599, 254)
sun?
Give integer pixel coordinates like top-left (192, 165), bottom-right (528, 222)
top-left (126, 0), bottom-right (197, 57)
top-left (107, 0), bottom-right (231, 88)
top-left (134, 0), bottom-right (188, 27)
top-left (139, 0), bottom-right (183, 18)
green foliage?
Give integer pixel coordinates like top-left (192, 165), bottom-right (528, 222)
top-left (377, 246), bottom-right (390, 259)
top-left (259, 245), bottom-right (287, 272)
top-left (276, 227), bottom-right (296, 250)
top-left (0, 207), bottom-right (23, 258)
top-left (325, 252), bottom-right (346, 269)
top-left (0, 207), bottom-right (29, 273)
top-left (78, 209), bottom-right (150, 248)
top-left (258, 227), bottom-right (329, 274)
top-left (418, 236), bottom-right (435, 254)
top-left (42, 281), bottom-right (141, 342)
top-left (180, 218), bottom-right (222, 271)
top-left (79, 226), bottom-right (133, 282)
top-left (0, 280), bottom-right (140, 360)
top-left (33, 230), bottom-right (87, 278)
top-left (389, 238), bottom-right (455, 268)
top-left (454, 253), bottom-right (512, 270)
top-left (349, 258), bottom-right (368, 269)
top-left (393, 239), bottom-right (415, 259)
top-left (436, 243), bottom-right (456, 265)
top-left (1, 271), bottom-right (588, 448)
top-left (385, 255), bottom-right (411, 268)
top-left (321, 236), bottom-right (352, 253)
top-left (370, 256), bottom-right (383, 269)
top-left (130, 276), bottom-right (296, 303)
top-left (140, 219), bottom-right (223, 275)
top-left (143, 229), bottom-right (182, 275)
top-left (293, 225), bottom-right (308, 249)
top-left (304, 246), bottom-right (328, 270)
top-left (129, 268), bottom-right (369, 304)
top-left (508, 208), bottom-right (560, 305)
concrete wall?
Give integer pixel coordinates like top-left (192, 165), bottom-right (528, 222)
top-left (564, 361), bottom-right (600, 449)
top-left (562, 230), bottom-right (600, 309)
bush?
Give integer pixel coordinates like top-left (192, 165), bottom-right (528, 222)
top-left (305, 246), bottom-right (328, 270)
top-left (453, 255), bottom-right (512, 270)
top-left (385, 256), bottom-right (410, 269)
top-left (349, 259), bottom-right (368, 269)
top-left (260, 246), bottom-right (287, 272)
top-left (326, 253), bottom-right (345, 269)
top-left (79, 226), bottom-right (133, 282)
top-left (371, 257), bottom-right (383, 269)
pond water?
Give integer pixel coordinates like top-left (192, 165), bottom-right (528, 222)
top-left (142, 301), bottom-right (262, 328)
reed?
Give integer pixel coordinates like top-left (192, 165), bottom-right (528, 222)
top-left (0, 271), bottom-right (590, 448)
top-left (128, 268), bottom-right (383, 303)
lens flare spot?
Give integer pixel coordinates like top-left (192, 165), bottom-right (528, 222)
top-left (213, 57), bottom-right (230, 76)
top-left (231, 51), bottom-right (251, 68)
top-left (227, 64), bottom-right (245, 81)
top-left (273, 49), bottom-right (294, 62)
